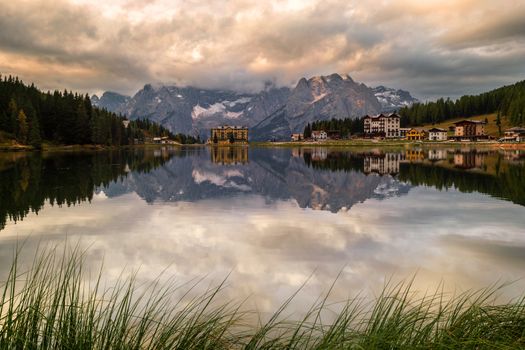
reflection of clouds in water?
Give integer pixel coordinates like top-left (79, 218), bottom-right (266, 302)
top-left (192, 169), bottom-right (251, 191)
top-left (1, 187), bottom-right (525, 313)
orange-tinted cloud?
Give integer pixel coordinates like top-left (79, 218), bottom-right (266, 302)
top-left (0, 0), bottom-right (524, 99)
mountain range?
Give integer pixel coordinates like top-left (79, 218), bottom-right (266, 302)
top-left (92, 74), bottom-right (418, 141)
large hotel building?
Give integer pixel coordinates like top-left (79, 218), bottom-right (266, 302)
top-left (363, 113), bottom-right (401, 138)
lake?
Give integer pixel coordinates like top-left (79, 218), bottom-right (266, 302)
top-left (1, 146), bottom-right (525, 314)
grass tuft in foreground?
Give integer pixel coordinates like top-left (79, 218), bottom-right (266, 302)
top-left (1, 245), bottom-right (525, 349)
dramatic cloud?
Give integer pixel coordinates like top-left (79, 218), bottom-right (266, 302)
top-left (0, 0), bottom-right (524, 99)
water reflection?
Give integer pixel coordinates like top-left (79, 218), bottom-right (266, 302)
top-left (1, 146), bottom-right (525, 313)
top-left (211, 146), bottom-right (249, 165)
top-left (2, 147), bottom-right (525, 229)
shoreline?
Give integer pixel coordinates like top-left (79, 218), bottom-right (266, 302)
top-left (0, 142), bottom-right (208, 153)
top-left (3, 140), bottom-right (525, 152)
top-left (251, 139), bottom-right (525, 150)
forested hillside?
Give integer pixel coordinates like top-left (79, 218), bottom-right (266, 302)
top-left (0, 75), bottom-right (198, 148)
top-left (398, 80), bottom-right (525, 126)
top-left (303, 117), bottom-right (364, 137)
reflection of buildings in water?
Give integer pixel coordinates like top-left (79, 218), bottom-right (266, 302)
top-left (503, 150), bottom-right (525, 163)
top-left (292, 148), bottom-right (327, 160)
top-left (311, 148), bottom-right (328, 161)
top-left (292, 148), bottom-right (304, 158)
top-left (404, 149), bottom-right (425, 162)
top-left (211, 146), bottom-right (249, 165)
top-left (427, 149), bottom-right (448, 161)
top-left (363, 153), bottom-right (403, 175)
top-left (453, 151), bottom-right (486, 169)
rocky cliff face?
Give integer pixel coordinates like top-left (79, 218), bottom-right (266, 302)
top-left (372, 85), bottom-right (418, 112)
top-left (283, 74), bottom-right (381, 134)
top-left (94, 74), bottom-right (408, 140)
top-left (91, 91), bottom-right (130, 111)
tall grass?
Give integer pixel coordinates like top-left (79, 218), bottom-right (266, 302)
top-left (1, 245), bottom-right (524, 349)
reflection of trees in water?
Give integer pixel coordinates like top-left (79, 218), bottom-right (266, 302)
top-left (398, 161), bottom-right (525, 206)
top-left (299, 148), bottom-right (525, 206)
top-left (0, 148), bottom-right (188, 230)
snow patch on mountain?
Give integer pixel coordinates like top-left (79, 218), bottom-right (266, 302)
top-left (191, 103), bottom-right (227, 119)
top-left (228, 97), bottom-right (252, 107)
top-left (372, 86), bottom-right (418, 112)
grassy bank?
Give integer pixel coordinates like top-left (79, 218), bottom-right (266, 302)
top-left (1, 246), bottom-right (524, 349)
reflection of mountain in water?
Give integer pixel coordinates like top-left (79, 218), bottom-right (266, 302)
top-left (2, 147), bottom-right (525, 230)
top-left (103, 147), bottom-right (412, 213)
top-left (103, 147), bottom-right (525, 211)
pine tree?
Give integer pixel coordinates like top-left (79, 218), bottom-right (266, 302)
top-left (496, 111), bottom-right (502, 136)
top-left (303, 123), bottom-right (312, 138)
top-left (0, 110), bottom-right (8, 132)
top-left (16, 110), bottom-right (28, 144)
top-left (28, 114), bottom-right (42, 148)
top-left (7, 98), bottom-right (18, 134)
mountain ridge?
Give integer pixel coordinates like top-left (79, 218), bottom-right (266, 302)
top-left (92, 74), bottom-right (418, 140)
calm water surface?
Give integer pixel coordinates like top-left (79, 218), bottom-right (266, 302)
top-left (1, 146), bottom-right (525, 312)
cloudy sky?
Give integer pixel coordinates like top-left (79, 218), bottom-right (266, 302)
top-left (1, 0), bottom-right (524, 99)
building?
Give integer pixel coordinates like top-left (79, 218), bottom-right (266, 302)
top-left (428, 128), bottom-right (448, 141)
top-left (153, 136), bottom-right (169, 144)
top-left (291, 133), bottom-right (304, 142)
top-left (210, 126), bottom-right (248, 144)
top-left (399, 128), bottom-right (411, 139)
top-left (503, 127), bottom-right (525, 142)
top-left (311, 130), bottom-right (328, 141)
top-left (451, 120), bottom-right (487, 141)
top-left (406, 128), bottom-right (427, 141)
top-left (363, 113), bottom-right (401, 138)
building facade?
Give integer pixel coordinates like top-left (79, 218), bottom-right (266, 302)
top-left (210, 126), bottom-right (248, 144)
top-left (363, 113), bottom-right (401, 138)
top-left (503, 127), bottom-right (525, 142)
top-left (451, 120), bottom-right (486, 140)
top-left (291, 133), bottom-right (304, 142)
top-left (406, 128), bottom-right (427, 140)
top-left (311, 130), bottom-right (328, 140)
top-left (428, 128), bottom-right (448, 141)
top-left (399, 128), bottom-right (411, 139)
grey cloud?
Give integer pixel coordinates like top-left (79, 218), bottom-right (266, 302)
top-left (0, 0), bottom-right (524, 99)
top-left (441, 8), bottom-right (525, 49)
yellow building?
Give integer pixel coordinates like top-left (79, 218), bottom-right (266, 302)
top-left (211, 146), bottom-right (249, 164)
top-left (210, 126), bottom-right (248, 144)
top-left (406, 128), bottom-right (427, 141)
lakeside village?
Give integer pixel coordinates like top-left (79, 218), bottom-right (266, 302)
top-left (291, 113), bottom-right (525, 143)
top-left (148, 114), bottom-right (525, 146)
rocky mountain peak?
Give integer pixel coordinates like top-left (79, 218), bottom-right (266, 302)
top-left (372, 85), bottom-right (419, 112)
top-left (93, 74), bottom-right (414, 141)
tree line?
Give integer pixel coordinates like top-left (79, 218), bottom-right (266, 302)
top-left (0, 75), bottom-right (199, 148)
top-left (398, 80), bottom-right (525, 126)
top-left (303, 117), bottom-right (364, 138)
top-left (0, 148), bottom-right (189, 230)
